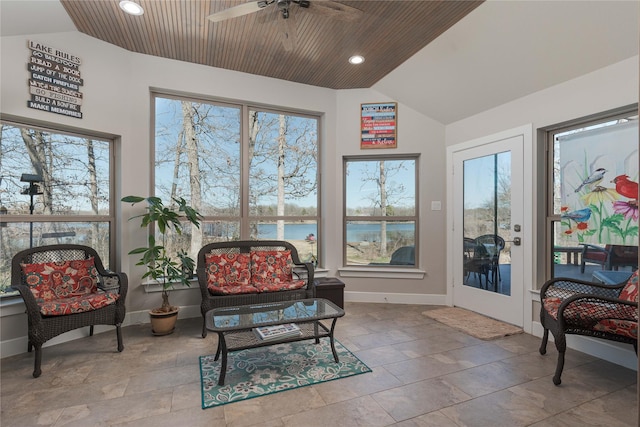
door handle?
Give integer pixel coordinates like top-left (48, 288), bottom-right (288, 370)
top-left (506, 237), bottom-right (521, 246)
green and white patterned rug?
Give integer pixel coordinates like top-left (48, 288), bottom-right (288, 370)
top-left (199, 339), bottom-right (371, 409)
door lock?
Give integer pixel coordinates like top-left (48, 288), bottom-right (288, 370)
top-left (507, 237), bottom-right (522, 246)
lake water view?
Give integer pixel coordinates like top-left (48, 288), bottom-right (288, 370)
top-left (256, 222), bottom-right (414, 242)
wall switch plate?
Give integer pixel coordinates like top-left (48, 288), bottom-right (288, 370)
top-left (431, 201), bottom-right (442, 211)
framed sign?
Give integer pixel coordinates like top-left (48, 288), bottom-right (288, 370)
top-left (361, 102), bottom-right (397, 149)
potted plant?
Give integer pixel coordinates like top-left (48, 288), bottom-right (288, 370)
top-left (122, 195), bottom-right (202, 335)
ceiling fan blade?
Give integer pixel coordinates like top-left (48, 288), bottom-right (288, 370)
top-left (279, 14), bottom-right (297, 51)
top-left (306, 1), bottom-right (363, 22)
top-left (207, 1), bottom-right (268, 23)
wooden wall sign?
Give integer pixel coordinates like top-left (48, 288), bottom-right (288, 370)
top-left (361, 102), bottom-right (397, 149)
top-left (27, 40), bottom-right (84, 119)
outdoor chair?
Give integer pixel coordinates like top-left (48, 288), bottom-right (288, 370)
top-left (580, 244), bottom-right (638, 273)
top-left (539, 270), bottom-right (638, 385)
top-left (11, 244), bottom-right (127, 377)
top-left (464, 235), bottom-right (505, 291)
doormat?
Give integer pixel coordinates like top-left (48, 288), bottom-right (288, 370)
top-left (422, 307), bottom-right (523, 340)
top-left (199, 339), bottom-right (371, 409)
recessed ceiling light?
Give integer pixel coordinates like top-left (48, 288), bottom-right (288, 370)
top-left (349, 55), bottom-right (365, 65)
top-left (119, 1), bottom-right (144, 16)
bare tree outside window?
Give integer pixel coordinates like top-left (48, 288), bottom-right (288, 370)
top-left (154, 95), bottom-right (319, 265)
top-left (0, 122), bottom-right (114, 296)
top-left (344, 156), bottom-right (418, 266)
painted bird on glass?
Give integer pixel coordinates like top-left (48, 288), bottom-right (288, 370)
top-left (612, 175), bottom-right (639, 199)
top-left (574, 168), bottom-right (607, 193)
top-left (561, 207), bottom-right (592, 223)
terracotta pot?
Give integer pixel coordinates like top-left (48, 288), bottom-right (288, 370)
top-left (149, 307), bottom-right (179, 336)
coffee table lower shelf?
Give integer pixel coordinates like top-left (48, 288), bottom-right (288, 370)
top-left (214, 319), bottom-right (339, 385)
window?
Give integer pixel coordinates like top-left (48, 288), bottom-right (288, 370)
top-left (343, 155), bottom-right (418, 266)
top-left (0, 118), bottom-right (116, 297)
top-left (153, 93), bottom-right (319, 265)
top-left (545, 106), bottom-right (638, 281)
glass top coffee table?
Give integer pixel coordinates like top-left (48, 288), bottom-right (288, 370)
top-left (205, 298), bottom-right (345, 385)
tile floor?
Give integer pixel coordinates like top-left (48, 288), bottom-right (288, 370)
top-left (1, 303), bottom-right (637, 426)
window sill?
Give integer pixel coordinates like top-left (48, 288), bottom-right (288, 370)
top-left (143, 278), bottom-right (197, 293)
top-left (338, 266), bottom-right (425, 279)
top-left (0, 297), bottom-right (26, 316)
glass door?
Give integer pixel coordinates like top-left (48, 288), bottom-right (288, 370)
top-left (452, 134), bottom-right (525, 326)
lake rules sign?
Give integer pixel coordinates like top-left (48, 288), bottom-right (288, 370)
top-left (361, 102), bottom-right (397, 149)
top-left (27, 41), bottom-right (84, 119)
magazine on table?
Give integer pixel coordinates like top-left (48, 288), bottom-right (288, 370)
top-left (253, 323), bottom-right (302, 341)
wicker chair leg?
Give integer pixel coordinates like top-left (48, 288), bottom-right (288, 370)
top-left (202, 320), bottom-right (208, 339)
top-left (89, 325), bottom-right (94, 336)
top-left (116, 324), bottom-right (124, 352)
top-left (539, 328), bottom-right (549, 355)
top-left (33, 344), bottom-right (42, 378)
top-left (552, 334), bottom-right (567, 386)
top-left (553, 351), bottom-right (565, 385)
top-left (28, 340), bottom-right (33, 353)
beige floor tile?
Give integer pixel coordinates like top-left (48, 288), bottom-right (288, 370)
top-left (1, 302), bottom-right (636, 427)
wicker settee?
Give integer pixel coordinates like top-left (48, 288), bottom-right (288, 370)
top-left (196, 240), bottom-right (315, 338)
top-left (11, 244), bottom-right (127, 377)
top-left (539, 270), bottom-right (638, 385)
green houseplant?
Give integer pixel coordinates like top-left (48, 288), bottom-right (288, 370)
top-left (122, 195), bottom-right (202, 335)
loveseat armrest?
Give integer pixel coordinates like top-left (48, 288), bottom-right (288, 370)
top-left (98, 271), bottom-right (129, 302)
top-left (540, 276), bottom-right (623, 302)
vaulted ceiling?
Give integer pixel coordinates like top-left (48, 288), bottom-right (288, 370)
top-left (57, 0), bottom-right (483, 90)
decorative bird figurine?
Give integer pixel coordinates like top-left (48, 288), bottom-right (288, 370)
top-left (574, 168), bottom-right (607, 193)
top-left (613, 175), bottom-right (639, 199)
top-left (561, 207), bottom-right (592, 223)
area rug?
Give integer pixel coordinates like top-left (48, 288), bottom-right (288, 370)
top-left (423, 307), bottom-right (523, 340)
top-left (199, 339), bottom-right (371, 409)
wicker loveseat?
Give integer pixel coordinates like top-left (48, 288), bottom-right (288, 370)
top-left (539, 270), bottom-right (638, 385)
top-left (196, 240), bottom-right (315, 338)
top-left (11, 244), bottom-right (128, 377)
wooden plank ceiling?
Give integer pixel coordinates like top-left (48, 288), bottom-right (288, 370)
top-left (60, 0), bottom-right (483, 89)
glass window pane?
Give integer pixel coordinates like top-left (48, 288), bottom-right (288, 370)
top-left (0, 125), bottom-right (111, 216)
top-left (345, 220), bottom-right (415, 266)
top-left (249, 220), bottom-right (318, 265)
top-left (155, 97), bottom-right (241, 216)
top-left (248, 110), bottom-right (318, 217)
top-left (346, 159), bottom-right (415, 216)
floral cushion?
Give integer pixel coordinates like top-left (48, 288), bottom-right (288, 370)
top-left (254, 279), bottom-right (306, 293)
top-left (38, 292), bottom-right (120, 316)
top-left (21, 258), bottom-right (99, 303)
top-left (207, 284), bottom-right (260, 296)
top-left (619, 270), bottom-right (639, 302)
top-left (593, 318), bottom-right (638, 339)
top-left (250, 250), bottom-right (294, 286)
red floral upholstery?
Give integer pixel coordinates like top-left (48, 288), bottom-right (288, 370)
top-left (37, 292), bottom-right (120, 316)
top-left (250, 250), bottom-right (306, 293)
top-left (254, 279), bottom-right (306, 293)
top-left (205, 253), bottom-right (253, 295)
top-left (593, 318), bottom-right (638, 339)
top-left (619, 270), bottom-right (639, 302)
top-left (250, 250), bottom-right (292, 284)
top-left (204, 250), bottom-right (306, 295)
top-left (20, 258), bottom-right (120, 315)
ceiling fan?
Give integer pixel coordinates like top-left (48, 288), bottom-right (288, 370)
top-left (207, 0), bottom-right (363, 51)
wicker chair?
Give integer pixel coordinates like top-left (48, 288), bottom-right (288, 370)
top-left (11, 244), bottom-right (128, 377)
top-left (539, 271), bottom-right (638, 385)
top-left (197, 240), bottom-right (315, 338)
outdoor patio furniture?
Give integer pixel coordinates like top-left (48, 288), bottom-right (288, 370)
top-left (11, 244), bottom-right (127, 377)
top-left (539, 271), bottom-right (638, 385)
top-left (580, 244), bottom-right (638, 273)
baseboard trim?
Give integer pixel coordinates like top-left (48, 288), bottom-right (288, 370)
top-left (344, 291), bottom-right (446, 305)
